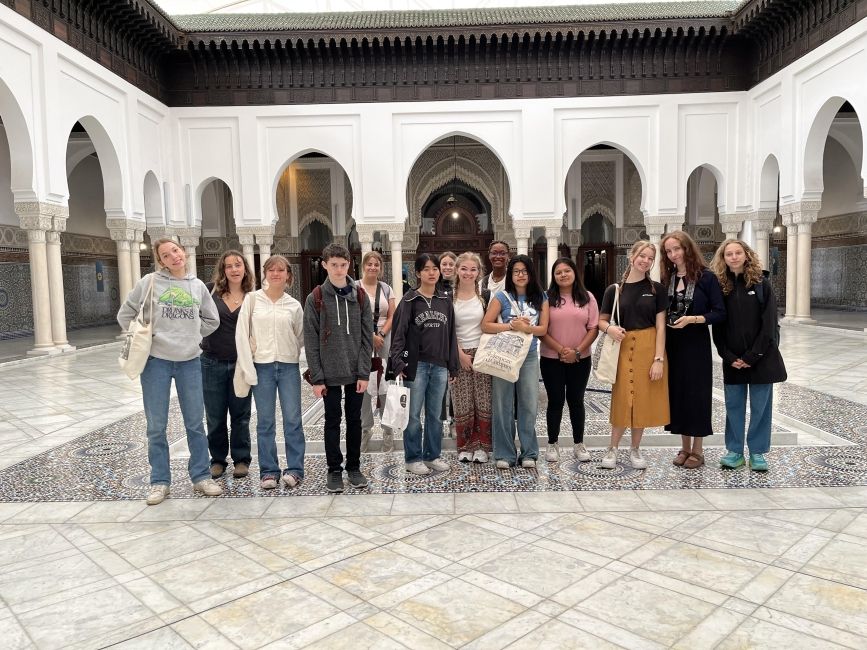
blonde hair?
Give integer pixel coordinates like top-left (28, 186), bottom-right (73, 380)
top-left (361, 250), bottom-right (385, 279)
top-left (454, 251), bottom-right (485, 303)
top-left (711, 239), bottom-right (764, 295)
top-left (439, 251), bottom-right (457, 263)
top-left (621, 240), bottom-right (656, 290)
top-left (152, 238), bottom-right (184, 269)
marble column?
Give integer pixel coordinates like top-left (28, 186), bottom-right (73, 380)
top-left (256, 233), bottom-right (273, 278)
top-left (749, 210), bottom-right (776, 271)
top-left (356, 225), bottom-right (375, 256)
top-left (130, 229), bottom-right (144, 284)
top-left (237, 233), bottom-right (257, 279)
top-left (545, 227), bottom-right (560, 278)
top-left (46, 215), bottom-right (72, 350)
top-left (176, 228), bottom-right (201, 278)
top-left (514, 226), bottom-right (531, 256)
top-left (792, 203), bottom-right (820, 323)
top-left (387, 228), bottom-right (404, 297)
top-left (719, 213), bottom-right (743, 241)
top-left (779, 205), bottom-right (799, 321)
top-left (108, 219), bottom-right (137, 301)
top-left (16, 205), bottom-right (56, 355)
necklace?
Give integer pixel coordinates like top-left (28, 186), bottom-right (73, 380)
top-left (224, 292), bottom-right (243, 306)
top-left (418, 291), bottom-right (434, 309)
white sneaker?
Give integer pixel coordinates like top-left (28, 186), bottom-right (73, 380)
top-left (545, 442), bottom-right (560, 462)
top-left (573, 442), bottom-right (591, 462)
top-left (424, 457), bottom-right (450, 472)
top-left (406, 461), bottom-right (431, 475)
top-left (521, 458), bottom-right (537, 469)
top-left (601, 447), bottom-right (618, 469)
top-left (472, 449), bottom-right (488, 463)
top-left (193, 478), bottom-right (222, 496)
top-left (458, 451), bottom-right (473, 463)
top-left (629, 448), bottom-right (648, 469)
top-left (146, 484), bottom-right (169, 506)
top-left (496, 459), bottom-right (511, 469)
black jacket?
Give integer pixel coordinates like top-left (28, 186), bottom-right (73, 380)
top-left (712, 271), bottom-right (786, 385)
top-left (388, 288), bottom-right (460, 380)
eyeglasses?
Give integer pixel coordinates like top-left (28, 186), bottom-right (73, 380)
top-left (512, 269), bottom-right (528, 276)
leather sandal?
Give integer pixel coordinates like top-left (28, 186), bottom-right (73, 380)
top-left (684, 453), bottom-right (705, 469)
top-left (673, 449), bottom-right (690, 466)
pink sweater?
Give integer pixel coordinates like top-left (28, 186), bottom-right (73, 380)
top-left (540, 293), bottom-right (599, 359)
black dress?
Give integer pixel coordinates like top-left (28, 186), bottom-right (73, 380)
top-left (665, 269), bottom-right (726, 437)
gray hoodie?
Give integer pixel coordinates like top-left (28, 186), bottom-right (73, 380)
top-left (303, 279), bottom-right (373, 386)
top-left (117, 269), bottom-right (219, 362)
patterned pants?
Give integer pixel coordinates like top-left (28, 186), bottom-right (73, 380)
top-left (451, 348), bottom-right (493, 452)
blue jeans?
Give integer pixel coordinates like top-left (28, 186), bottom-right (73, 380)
top-left (201, 355), bottom-right (252, 467)
top-left (723, 383), bottom-right (773, 455)
top-left (140, 356), bottom-right (211, 486)
top-left (252, 362), bottom-right (305, 479)
top-left (492, 354), bottom-right (540, 464)
top-left (403, 362), bottom-right (448, 463)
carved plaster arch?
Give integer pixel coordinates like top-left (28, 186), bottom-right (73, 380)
top-left (298, 210), bottom-right (333, 236)
top-left (406, 156), bottom-right (507, 250)
top-left (581, 202), bottom-right (615, 224)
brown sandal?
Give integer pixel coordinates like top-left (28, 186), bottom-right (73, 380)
top-left (673, 449), bottom-right (690, 466)
top-left (684, 453), bottom-right (705, 469)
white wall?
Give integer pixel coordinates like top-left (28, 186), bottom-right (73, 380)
top-left (0, 124), bottom-right (15, 225)
top-left (67, 156), bottom-right (108, 237)
top-left (819, 137), bottom-right (864, 218)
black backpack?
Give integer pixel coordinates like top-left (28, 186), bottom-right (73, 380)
top-left (754, 279), bottom-right (780, 346)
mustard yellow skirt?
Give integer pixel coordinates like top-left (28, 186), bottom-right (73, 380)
top-left (610, 327), bottom-right (670, 428)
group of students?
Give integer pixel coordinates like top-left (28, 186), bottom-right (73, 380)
top-left (118, 231), bottom-right (785, 506)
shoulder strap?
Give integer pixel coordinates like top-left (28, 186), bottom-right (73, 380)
top-left (140, 273), bottom-right (156, 326)
top-left (312, 285), bottom-right (324, 311)
top-left (754, 280), bottom-right (766, 304)
top-left (372, 282), bottom-right (382, 326)
top-left (611, 284), bottom-right (620, 326)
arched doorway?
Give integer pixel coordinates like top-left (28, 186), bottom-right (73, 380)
top-left (418, 182), bottom-right (492, 259)
top-left (578, 212), bottom-right (616, 304)
top-left (299, 218), bottom-right (332, 295)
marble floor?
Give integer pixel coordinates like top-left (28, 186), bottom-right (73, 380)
top-left (0, 324), bottom-right (865, 648)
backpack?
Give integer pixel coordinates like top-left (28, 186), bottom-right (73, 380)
top-left (309, 284), bottom-right (368, 345)
top-left (753, 279), bottom-right (780, 346)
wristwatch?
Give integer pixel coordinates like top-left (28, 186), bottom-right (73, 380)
top-left (653, 356), bottom-right (664, 362)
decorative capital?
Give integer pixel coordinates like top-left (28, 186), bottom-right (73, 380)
top-left (544, 226), bottom-right (561, 239)
top-left (513, 226), bottom-right (532, 239)
top-left (15, 201), bottom-right (67, 234)
top-left (236, 224), bottom-right (275, 237)
top-left (146, 226), bottom-right (174, 242)
top-left (718, 213), bottom-right (743, 237)
top-left (749, 210), bottom-right (776, 233)
top-left (238, 234), bottom-right (256, 247)
top-left (255, 235), bottom-right (274, 247)
top-left (780, 201), bottom-right (820, 226)
top-left (46, 230), bottom-right (62, 244)
top-left (175, 227), bottom-right (201, 247)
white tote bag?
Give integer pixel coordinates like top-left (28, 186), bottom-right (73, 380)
top-left (381, 376), bottom-right (411, 431)
top-left (472, 292), bottom-right (533, 383)
top-left (118, 274), bottom-right (155, 380)
top-left (593, 285), bottom-right (621, 385)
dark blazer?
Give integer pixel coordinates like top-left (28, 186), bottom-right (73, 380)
top-left (712, 271), bottom-right (787, 385)
top-left (680, 268), bottom-right (726, 325)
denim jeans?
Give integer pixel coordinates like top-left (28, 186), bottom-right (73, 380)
top-left (140, 356), bottom-right (211, 486)
top-left (201, 355), bottom-right (252, 467)
top-left (252, 362), bottom-right (305, 479)
top-left (723, 383), bottom-right (773, 455)
top-left (492, 354), bottom-right (540, 464)
top-left (323, 384), bottom-right (364, 473)
top-left (403, 362), bottom-right (448, 464)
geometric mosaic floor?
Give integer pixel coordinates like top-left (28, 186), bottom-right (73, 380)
top-left (1, 377), bottom-right (864, 502)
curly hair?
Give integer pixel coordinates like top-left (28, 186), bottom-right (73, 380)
top-left (711, 239), bottom-right (765, 295)
top-left (660, 230), bottom-right (707, 287)
top-left (211, 250), bottom-right (255, 295)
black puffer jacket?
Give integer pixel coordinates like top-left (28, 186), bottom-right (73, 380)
top-left (712, 271), bottom-right (787, 385)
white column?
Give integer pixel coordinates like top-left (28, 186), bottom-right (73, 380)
top-left (256, 234), bottom-right (273, 278)
top-left (514, 226), bottom-right (531, 256)
top-left (176, 228), bottom-right (201, 278)
top-left (750, 210), bottom-right (776, 271)
top-left (387, 228), bottom-right (404, 297)
top-left (116, 239), bottom-right (133, 302)
top-left (17, 206), bottom-right (56, 355)
top-left (238, 233), bottom-right (256, 278)
top-left (779, 206), bottom-right (798, 321)
top-left (46, 224), bottom-right (73, 350)
top-left (719, 213), bottom-right (743, 241)
top-left (357, 226), bottom-right (374, 256)
top-left (545, 226), bottom-right (559, 285)
top-left (130, 229), bottom-right (144, 284)
top-left (646, 224), bottom-right (664, 281)
top-left (794, 212), bottom-right (818, 324)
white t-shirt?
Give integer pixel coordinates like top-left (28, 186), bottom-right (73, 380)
top-left (454, 295), bottom-right (485, 349)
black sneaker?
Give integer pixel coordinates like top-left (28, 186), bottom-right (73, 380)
top-left (347, 469), bottom-right (368, 489)
top-left (326, 471), bottom-right (344, 493)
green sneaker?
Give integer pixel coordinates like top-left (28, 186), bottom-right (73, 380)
top-left (720, 451), bottom-right (745, 469)
top-left (749, 453), bottom-right (768, 471)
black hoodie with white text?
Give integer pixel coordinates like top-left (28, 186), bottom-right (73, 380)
top-left (389, 288), bottom-right (460, 381)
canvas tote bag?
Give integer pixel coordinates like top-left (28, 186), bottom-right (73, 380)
top-left (592, 284), bottom-right (621, 385)
top-left (472, 293), bottom-right (533, 383)
top-left (118, 273), bottom-right (156, 380)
